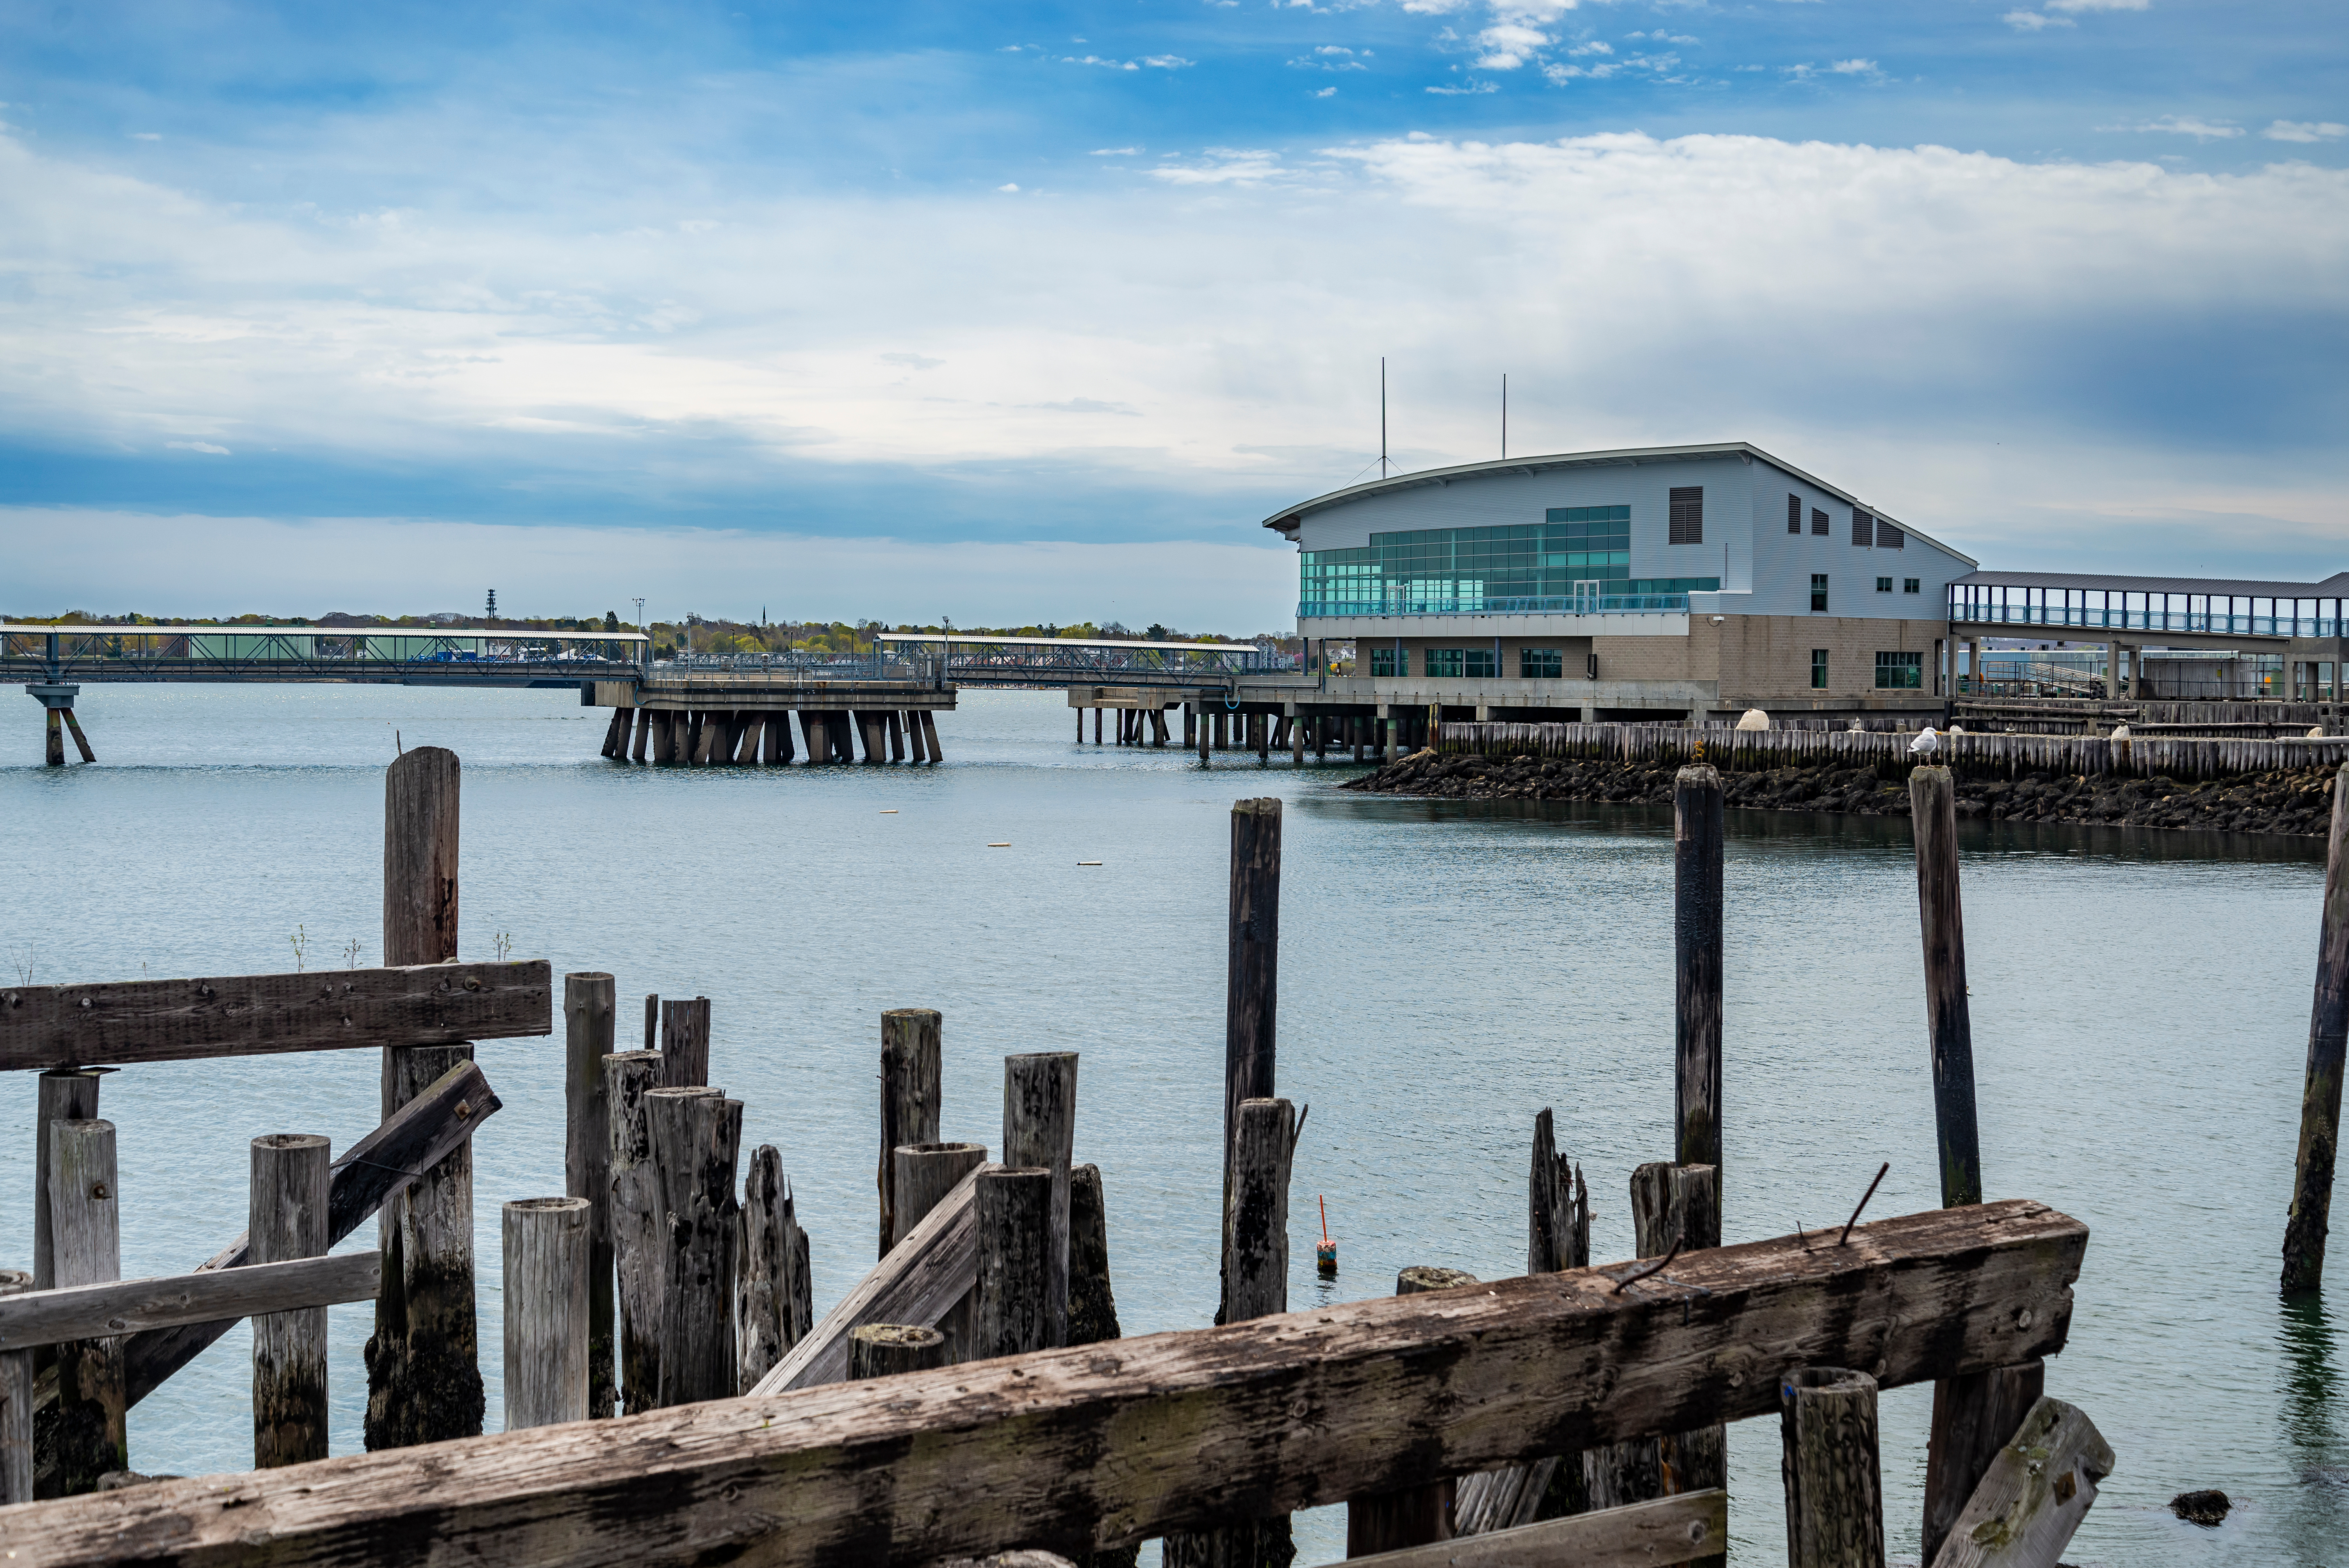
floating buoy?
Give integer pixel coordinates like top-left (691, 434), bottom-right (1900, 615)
top-left (1316, 1195), bottom-right (1338, 1278)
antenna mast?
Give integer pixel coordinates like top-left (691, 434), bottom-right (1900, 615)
top-left (1502, 372), bottom-right (1508, 461)
top-left (1380, 357), bottom-right (1388, 478)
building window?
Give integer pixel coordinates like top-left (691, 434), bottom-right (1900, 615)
top-left (1811, 574), bottom-right (1829, 613)
top-left (1876, 576), bottom-right (1894, 593)
top-left (1903, 577), bottom-right (1921, 594)
top-left (1304, 508), bottom-right (1721, 616)
top-left (1427, 648), bottom-right (1465, 678)
top-left (1522, 647), bottom-right (1562, 679)
top-left (1371, 647), bottom-right (1407, 677)
top-left (1811, 508), bottom-right (1829, 536)
top-left (1787, 494), bottom-right (1802, 534)
top-left (1668, 486), bottom-right (1704, 545)
top-left (1852, 510), bottom-right (1874, 547)
top-left (1464, 648), bottom-right (1497, 678)
top-left (1876, 651), bottom-right (1923, 689)
top-left (1811, 649), bottom-right (1829, 689)
top-left (1875, 520), bottom-right (1905, 550)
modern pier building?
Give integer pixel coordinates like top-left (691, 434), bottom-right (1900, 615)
top-left (1264, 442), bottom-right (1974, 724)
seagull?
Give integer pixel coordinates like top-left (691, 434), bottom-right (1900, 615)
top-left (1736, 707), bottom-right (1770, 732)
top-left (1909, 726), bottom-right (1941, 755)
top-left (2111, 723), bottom-right (2132, 741)
top-left (1948, 723), bottom-right (1966, 737)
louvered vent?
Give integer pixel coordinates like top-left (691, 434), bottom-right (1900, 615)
top-left (1669, 487), bottom-right (1704, 545)
top-left (1787, 494), bottom-right (1802, 534)
top-left (1811, 508), bottom-right (1829, 536)
top-left (1875, 520), bottom-right (1905, 550)
top-left (1852, 510), bottom-right (1874, 547)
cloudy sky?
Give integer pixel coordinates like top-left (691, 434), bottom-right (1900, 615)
top-left (3, 0), bottom-right (2344, 628)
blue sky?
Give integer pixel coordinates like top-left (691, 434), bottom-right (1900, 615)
top-left (2, 0), bottom-right (2345, 627)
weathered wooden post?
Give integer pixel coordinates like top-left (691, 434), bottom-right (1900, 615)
top-left (46, 1117), bottom-right (125, 1493)
top-left (602, 1049), bottom-right (665, 1413)
top-left (1003, 1052), bottom-right (1077, 1347)
top-left (1676, 764), bottom-right (1725, 1180)
top-left (2284, 759), bottom-right (2349, 1292)
top-left (369, 744), bottom-right (484, 1449)
top-left (1167, 1098), bottom-right (1296, 1568)
top-left (647, 1086), bottom-right (742, 1406)
top-left (0, 1268), bottom-right (29, 1504)
top-left (893, 1142), bottom-right (989, 1249)
top-left (643, 992), bottom-right (658, 1052)
top-left (563, 972), bottom-right (617, 1419)
top-left (34, 1068), bottom-right (103, 1290)
top-left (251, 1133), bottom-right (331, 1468)
top-left (738, 1143), bottom-right (812, 1392)
top-left (1780, 1368), bottom-right (1886, 1568)
top-left (974, 1167), bottom-right (1053, 1359)
top-left (1068, 1163), bottom-right (1121, 1349)
top-left (503, 1197), bottom-right (590, 1430)
top-left (1346, 1265), bottom-right (1478, 1555)
top-left (660, 996), bottom-right (711, 1088)
top-left (1633, 1161), bottom-right (1725, 1540)
top-left (1910, 766), bottom-right (1982, 1210)
top-left (1223, 797), bottom-right (1281, 1318)
top-left (880, 1009), bottom-right (944, 1258)
top-left (848, 1324), bottom-right (947, 1379)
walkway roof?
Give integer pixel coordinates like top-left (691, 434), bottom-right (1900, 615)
top-left (1954, 570), bottom-right (2349, 599)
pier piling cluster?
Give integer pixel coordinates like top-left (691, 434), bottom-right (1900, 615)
top-left (601, 704), bottom-right (944, 764)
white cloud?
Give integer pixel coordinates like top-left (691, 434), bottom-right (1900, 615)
top-left (164, 440), bottom-right (230, 455)
top-left (880, 353), bottom-right (943, 369)
top-left (1568, 41), bottom-right (1613, 56)
top-left (2003, 11), bottom-right (2074, 29)
top-left (1145, 149), bottom-right (1287, 185)
top-left (1315, 86), bottom-right (1338, 97)
top-left (2107, 114), bottom-right (2245, 139)
top-left (1140, 55), bottom-right (1194, 69)
top-left (2266, 120), bottom-right (2349, 143)
top-left (996, 182), bottom-right (1021, 192)
top-left (1426, 79), bottom-right (1501, 94)
top-left (1472, 23), bottom-right (1551, 69)
top-left (2046, 0), bottom-right (2149, 10)
top-left (128, 132), bottom-right (162, 141)
top-left (1089, 146), bottom-right (1143, 156)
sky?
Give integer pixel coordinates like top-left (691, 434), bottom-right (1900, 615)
top-left (2, 0), bottom-right (2345, 629)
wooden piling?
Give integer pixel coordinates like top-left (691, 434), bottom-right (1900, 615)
top-left (562, 973), bottom-right (617, 1419)
top-left (2285, 759), bottom-right (2349, 1292)
top-left (1921, 1360), bottom-right (2044, 1563)
top-left (848, 1324), bottom-right (946, 1380)
top-left (1675, 765), bottom-right (1725, 1176)
top-left (880, 1009), bottom-right (945, 1258)
top-left (734, 714), bottom-right (764, 765)
top-left (251, 1133), bottom-right (331, 1468)
top-left (920, 710), bottom-right (943, 762)
top-left (1910, 766), bottom-right (1982, 1208)
top-left (893, 1142), bottom-right (988, 1249)
top-left (660, 996), bottom-right (711, 1088)
top-left (801, 710), bottom-right (828, 764)
top-left (772, 711), bottom-right (794, 764)
top-left (905, 711), bottom-right (929, 763)
top-left (44, 706), bottom-right (63, 766)
top-left (1003, 1052), bottom-right (1078, 1347)
top-left (0, 1268), bottom-right (29, 1504)
top-left (643, 993), bottom-right (658, 1052)
top-left (1183, 702), bottom-right (1196, 749)
top-left (646, 1087), bottom-right (743, 1407)
top-left (600, 707), bottom-right (626, 758)
top-left (631, 709), bottom-right (650, 763)
top-left (1223, 797), bottom-right (1281, 1318)
top-left (34, 1069), bottom-right (102, 1290)
top-left (973, 1167), bottom-right (1053, 1360)
top-left (1198, 707), bottom-right (1210, 763)
top-left (1779, 1368), bottom-right (1886, 1568)
top-left (1347, 1266), bottom-right (1479, 1555)
top-left (888, 711), bottom-right (905, 761)
top-left (44, 1118), bottom-right (125, 1495)
top-left (601, 1050), bottom-right (665, 1414)
top-left (1067, 1163), bottom-right (1121, 1348)
top-left (369, 745), bottom-right (484, 1450)
top-left (738, 1144), bottom-right (810, 1392)
top-left (502, 1197), bottom-right (590, 1430)
top-left (1583, 1164), bottom-right (1723, 1520)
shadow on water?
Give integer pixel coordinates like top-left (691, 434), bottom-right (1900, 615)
top-left (2279, 1292), bottom-right (2349, 1554)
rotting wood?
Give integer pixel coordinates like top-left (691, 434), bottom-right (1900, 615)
top-left (1, 1269), bottom-right (30, 1505)
top-left (648, 1088), bottom-right (743, 1407)
top-left (503, 1198), bottom-right (590, 1431)
top-left (659, 996), bottom-right (711, 1089)
top-left (0, 1255), bottom-right (382, 1349)
top-left (1925, 1398), bottom-right (2113, 1568)
top-left (33, 1069), bottom-right (102, 1289)
top-left (893, 1144), bottom-right (987, 1250)
top-left (737, 1145), bottom-right (802, 1392)
top-left (1921, 1361), bottom-right (2044, 1565)
top-left (2284, 759), bottom-right (2349, 1292)
top-left (563, 972), bottom-right (618, 1420)
top-left (848, 1324), bottom-right (946, 1380)
top-left (0, 1201), bottom-right (2086, 1568)
top-left (370, 744), bottom-right (483, 1452)
top-left (1223, 798), bottom-right (1281, 1318)
top-left (249, 1134), bottom-right (331, 1468)
top-left (1348, 1265), bottom-right (1478, 1556)
top-left (1337, 1491), bottom-right (1726, 1568)
top-left (1675, 765), bottom-right (1724, 1173)
top-left (880, 1009), bottom-right (945, 1258)
top-left (43, 1117), bottom-right (125, 1495)
top-left (604, 1051), bottom-right (664, 1414)
top-left (1002, 1053), bottom-right (1077, 1346)
top-left (1911, 766), bottom-right (1983, 1209)
top-left (0, 960), bottom-right (552, 1073)
top-left (1066, 1164), bottom-right (1119, 1350)
top-left (975, 1167), bottom-right (1053, 1360)
top-left (1780, 1368), bottom-right (1885, 1568)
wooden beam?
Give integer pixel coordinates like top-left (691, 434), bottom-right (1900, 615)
top-left (754, 1160), bottom-right (993, 1393)
top-left (0, 960), bottom-right (552, 1072)
top-left (0, 1254), bottom-right (382, 1351)
top-left (1925, 1398), bottom-right (2113, 1568)
top-left (4, 1201), bottom-right (2085, 1568)
top-left (1335, 1491), bottom-right (1725, 1568)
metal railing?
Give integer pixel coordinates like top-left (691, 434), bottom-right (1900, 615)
top-left (1949, 602), bottom-right (2342, 638)
top-left (0, 625), bottom-right (649, 687)
top-left (875, 633), bottom-right (1295, 688)
top-left (1300, 593), bottom-right (1692, 618)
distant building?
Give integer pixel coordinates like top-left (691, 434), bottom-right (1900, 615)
top-left (1264, 442), bottom-right (1972, 722)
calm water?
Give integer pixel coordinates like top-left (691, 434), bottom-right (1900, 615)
top-left (1, 684), bottom-right (2341, 1566)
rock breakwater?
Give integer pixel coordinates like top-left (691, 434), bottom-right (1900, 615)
top-left (1341, 747), bottom-right (2337, 837)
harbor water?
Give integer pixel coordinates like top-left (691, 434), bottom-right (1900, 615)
top-left (0, 683), bottom-right (2340, 1565)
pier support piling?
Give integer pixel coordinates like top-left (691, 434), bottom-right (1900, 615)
top-left (563, 973), bottom-right (618, 1419)
top-left (251, 1133), bottom-right (331, 1468)
top-left (647, 1087), bottom-right (742, 1407)
top-left (1222, 798), bottom-right (1281, 1321)
top-left (501, 1197), bottom-right (590, 1431)
top-left (1348, 1266), bottom-right (1479, 1555)
top-left (0, 1269), bottom-right (29, 1504)
top-left (880, 1009), bottom-right (945, 1259)
top-left (974, 1167), bottom-right (1053, 1359)
top-left (659, 996), bottom-right (711, 1088)
top-left (738, 1143), bottom-right (812, 1390)
top-left (1675, 765), bottom-right (1725, 1175)
top-left (2285, 759), bottom-right (2349, 1293)
top-left (1002, 1052), bottom-right (1077, 1348)
top-left (602, 1050), bottom-right (663, 1414)
top-left (848, 1324), bottom-right (946, 1380)
top-left (44, 1118), bottom-right (126, 1495)
top-left (1780, 1369), bottom-right (1886, 1568)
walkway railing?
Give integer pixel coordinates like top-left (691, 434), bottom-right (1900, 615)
top-left (875, 633), bottom-right (1295, 688)
top-left (1301, 593), bottom-right (1691, 617)
top-left (0, 625), bottom-right (648, 686)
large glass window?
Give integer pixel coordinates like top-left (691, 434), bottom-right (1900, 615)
top-left (1464, 649), bottom-right (1497, 678)
top-left (1875, 651), bottom-right (1923, 689)
top-left (1297, 505), bottom-right (1717, 616)
top-left (1426, 648), bottom-right (1465, 677)
top-left (1522, 647), bottom-right (1563, 679)
top-left (1371, 647), bottom-right (1407, 677)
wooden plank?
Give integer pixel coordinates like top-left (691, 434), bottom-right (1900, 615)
top-left (0, 1253), bottom-right (381, 1350)
top-left (1925, 1398), bottom-right (2113, 1568)
top-left (0, 960), bottom-right (552, 1071)
top-left (1334, 1490), bottom-right (1725, 1568)
top-left (754, 1160), bottom-right (994, 1392)
top-left (4, 1201), bottom-right (2085, 1568)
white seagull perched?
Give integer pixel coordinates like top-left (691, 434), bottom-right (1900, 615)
top-left (2111, 722), bottom-right (2132, 741)
top-left (1736, 707), bottom-right (1770, 732)
top-left (1909, 725), bottom-right (1942, 756)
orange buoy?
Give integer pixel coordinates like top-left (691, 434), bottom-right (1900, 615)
top-left (1316, 1194), bottom-right (1338, 1278)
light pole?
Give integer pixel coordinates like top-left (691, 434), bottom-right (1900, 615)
top-left (632, 598), bottom-right (647, 670)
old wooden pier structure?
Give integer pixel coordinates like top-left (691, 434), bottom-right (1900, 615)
top-left (60, 735), bottom-right (2349, 1565)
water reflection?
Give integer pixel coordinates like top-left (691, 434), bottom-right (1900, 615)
top-left (2280, 1293), bottom-right (2348, 1554)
